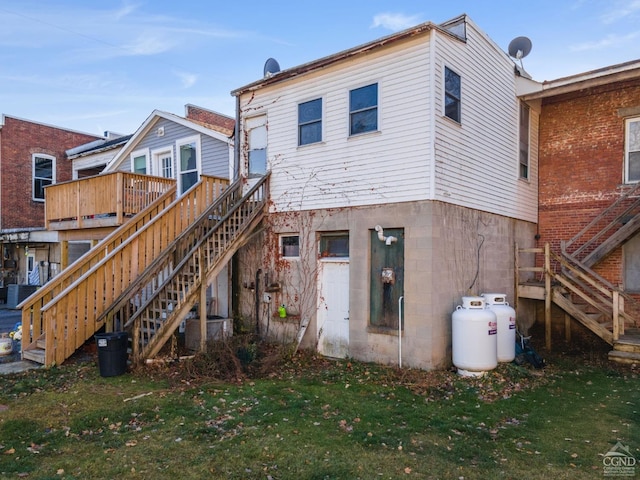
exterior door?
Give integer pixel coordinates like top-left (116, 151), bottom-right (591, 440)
top-left (317, 261), bottom-right (350, 358)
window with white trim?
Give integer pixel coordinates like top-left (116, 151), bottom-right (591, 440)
top-left (247, 115), bottom-right (267, 176)
top-left (32, 154), bottom-right (55, 201)
top-left (519, 102), bottom-right (530, 179)
top-left (152, 149), bottom-right (173, 179)
top-left (349, 83), bottom-right (378, 135)
top-left (177, 136), bottom-right (201, 193)
top-left (625, 117), bottom-right (640, 183)
top-left (444, 67), bottom-right (461, 123)
top-left (131, 149), bottom-right (149, 174)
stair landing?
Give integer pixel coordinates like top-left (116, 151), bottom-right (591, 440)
top-left (609, 331), bottom-right (640, 365)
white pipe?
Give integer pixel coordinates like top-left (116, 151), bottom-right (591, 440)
top-left (398, 296), bottom-right (404, 368)
top-left (375, 225), bottom-right (397, 245)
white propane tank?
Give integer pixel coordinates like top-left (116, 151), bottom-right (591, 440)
top-left (482, 293), bottom-right (516, 363)
top-left (452, 296), bottom-right (497, 376)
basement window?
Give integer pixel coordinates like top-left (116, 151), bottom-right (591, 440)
top-left (281, 235), bottom-right (300, 258)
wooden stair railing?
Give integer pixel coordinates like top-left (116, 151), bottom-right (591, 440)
top-left (564, 182), bottom-right (640, 267)
top-left (101, 174), bottom-right (270, 364)
top-left (19, 183), bottom-right (177, 363)
top-left (517, 243), bottom-right (637, 350)
top-left (23, 176), bottom-right (229, 367)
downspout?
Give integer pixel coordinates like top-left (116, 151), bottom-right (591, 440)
top-left (255, 269), bottom-right (262, 335)
top-left (234, 95), bottom-right (241, 181)
top-left (398, 296), bottom-right (404, 368)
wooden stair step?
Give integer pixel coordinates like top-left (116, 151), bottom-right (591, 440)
top-left (22, 348), bottom-right (46, 365)
top-left (608, 349), bottom-right (640, 365)
top-left (613, 336), bottom-right (640, 353)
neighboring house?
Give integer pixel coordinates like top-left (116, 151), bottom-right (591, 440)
top-left (67, 131), bottom-right (132, 180)
top-left (517, 60), bottom-right (640, 362)
top-left (230, 14), bottom-right (539, 369)
top-left (103, 105), bottom-right (234, 192)
top-left (0, 114), bottom-right (101, 297)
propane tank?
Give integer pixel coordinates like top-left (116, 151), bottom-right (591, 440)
top-left (482, 293), bottom-right (516, 362)
top-left (452, 296), bottom-right (498, 376)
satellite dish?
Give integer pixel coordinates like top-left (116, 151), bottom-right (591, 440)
top-left (263, 58), bottom-right (281, 78)
top-left (508, 36), bottom-right (532, 60)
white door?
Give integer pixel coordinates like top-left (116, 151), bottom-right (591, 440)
top-left (317, 261), bottom-right (349, 358)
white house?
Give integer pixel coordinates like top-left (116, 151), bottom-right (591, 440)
top-left (230, 14), bottom-right (540, 369)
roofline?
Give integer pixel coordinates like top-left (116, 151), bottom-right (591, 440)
top-left (231, 16), bottom-right (467, 97)
top-left (521, 58), bottom-right (640, 100)
top-left (67, 135), bottom-right (133, 159)
top-left (105, 110), bottom-right (234, 172)
top-left (0, 113), bottom-right (102, 138)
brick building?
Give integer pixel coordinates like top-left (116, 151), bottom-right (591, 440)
top-left (0, 114), bottom-right (101, 296)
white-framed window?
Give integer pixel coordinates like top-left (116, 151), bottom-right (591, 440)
top-left (298, 98), bottom-right (323, 146)
top-left (519, 102), bottom-right (530, 180)
top-left (444, 66), bottom-right (461, 123)
top-left (625, 117), bottom-right (640, 183)
top-left (246, 115), bottom-right (267, 176)
top-left (152, 148), bottom-right (173, 179)
top-left (32, 153), bottom-right (55, 201)
top-left (281, 235), bottom-right (300, 258)
top-left (176, 135), bottom-right (201, 193)
top-left (349, 83), bottom-right (378, 136)
top-left (130, 148), bottom-right (149, 174)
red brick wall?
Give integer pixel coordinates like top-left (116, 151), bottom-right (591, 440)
top-left (185, 104), bottom-right (234, 135)
top-left (0, 117), bottom-right (100, 230)
top-left (538, 79), bottom-right (640, 286)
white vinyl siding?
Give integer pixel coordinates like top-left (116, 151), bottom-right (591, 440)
top-left (237, 19), bottom-right (537, 222)
top-left (432, 23), bottom-right (537, 222)
top-left (239, 38), bottom-right (433, 211)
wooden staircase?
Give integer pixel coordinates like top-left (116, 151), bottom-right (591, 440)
top-left (563, 182), bottom-right (640, 268)
top-left (19, 175), bottom-right (233, 367)
top-left (518, 242), bottom-right (640, 364)
top-left (99, 174), bottom-right (269, 363)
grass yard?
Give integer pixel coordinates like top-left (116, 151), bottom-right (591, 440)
top-left (0, 340), bottom-right (638, 480)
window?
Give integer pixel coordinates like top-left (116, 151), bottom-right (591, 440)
top-left (131, 149), bottom-right (149, 174)
top-left (152, 149), bottom-right (173, 179)
top-left (349, 83), bottom-right (378, 135)
top-left (320, 233), bottom-right (349, 258)
top-left (281, 235), bottom-right (300, 258)
top-left (625, 117), bottom-right (640, 183)
top-left (32, 154), bottom-right (55, 201)
top-left (444, 67), bottom-right (461, 123)
top-left (298, 98), bottom-right (322, 145)
top-left (519, 102), bottom-right (530, 179)
top-left (177, 136), bottom-right (201, 194)
top-left (247, 115), bottom-right (267, 176)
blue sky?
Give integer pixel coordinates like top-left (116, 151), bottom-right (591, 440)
top-left (1, 0), bottom-right (639, 136)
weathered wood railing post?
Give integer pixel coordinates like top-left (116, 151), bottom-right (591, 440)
top-left (544, 242), bottom-right (552, 351)
top-left (613, 290), bottom-right (619, 341)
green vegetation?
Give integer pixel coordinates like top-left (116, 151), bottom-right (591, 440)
top-left (0, 342), bottom-right (638, 479)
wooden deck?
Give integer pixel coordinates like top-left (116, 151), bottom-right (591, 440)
top-left (45, 172), bottom-right (176, 231)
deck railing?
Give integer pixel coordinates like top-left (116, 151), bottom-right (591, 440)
top-left (45, 172), bottom-right (176, 230)
top-left (22, 175), bottom-right (228, 366)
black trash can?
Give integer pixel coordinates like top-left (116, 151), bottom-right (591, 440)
top-left (95, 332), bottom-right (129, 377)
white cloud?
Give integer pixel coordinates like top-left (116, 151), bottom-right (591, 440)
top-left (601, 0), bottom-right (640, 24)
top-left (123, 33), bottom-right (177, 56)
top-left (370, 12), bottom-right (422, 31)
top-left (570, 31), bottom-right (640, 51)
top-left (175, 71), bottom-right (198, 88)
